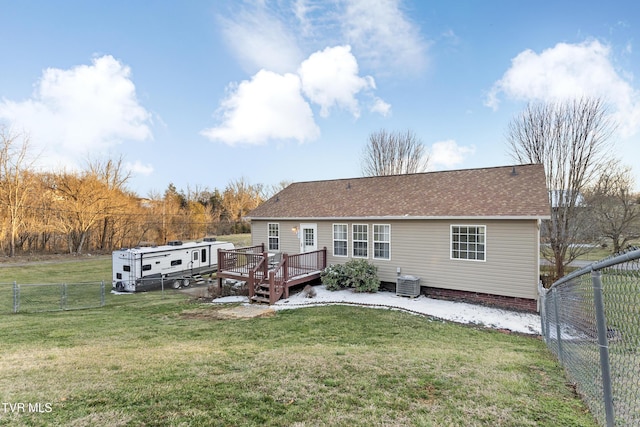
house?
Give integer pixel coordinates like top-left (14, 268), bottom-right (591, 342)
top-left (245, 164), bottom-right (550, 311)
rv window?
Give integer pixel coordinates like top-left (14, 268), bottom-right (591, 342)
top-left (193, 252), bottom-right (199, 261)
top-left (116, 273), bottom-right (122, 279)
top-left (142, 264), bottom-right (152, 271)
top-left (123, 265), bottom-right (131, 272)
top-left (171, 259), bottom-right (182, 266)
top-left (201, 248), bottom-right (207, 263)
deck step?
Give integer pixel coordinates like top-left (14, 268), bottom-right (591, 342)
top-left (251, 296), bottom-right (270, 304)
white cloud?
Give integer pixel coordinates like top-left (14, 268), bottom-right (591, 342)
top-left (201, 69), bottom-right (320, 146)
top-left (0, 55), bottom-right (152, 170)
top-left (370, 97), bottom-right (391, 116)
top-left (219, 4), bottom-right (304, 74)
top-left (126, 160), bottom-right (154, 176)
top-left (298, 45), bottom-right (375, 118)
top-left (219, 0), bottom-right (429, 77)
top-left (429, 140), bottom-right (476, 169)
top-left (341, 0), bottom-right (428, 74)
top-left (203, 45), bottom-right (389, 146)
top-left (485, 39), bottom-right (640, 137)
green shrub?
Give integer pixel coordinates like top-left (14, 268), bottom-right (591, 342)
top-left (321, 259), bottom-right (380, 293)
top-left (321, 263), bottom-right (349, 291)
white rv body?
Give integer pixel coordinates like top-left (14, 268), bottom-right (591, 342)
top-left (112, 239), bottom-right (234, 292)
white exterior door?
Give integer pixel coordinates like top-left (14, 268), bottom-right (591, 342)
top-left (191, 250), bottom-right (201, 271)
top-left (300, 223), bottom-right (317, 253)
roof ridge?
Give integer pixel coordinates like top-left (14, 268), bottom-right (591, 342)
top-left (289, 163), bottom-right (542, 185)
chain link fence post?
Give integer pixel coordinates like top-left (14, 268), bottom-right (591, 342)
top-left (591, 270), bottom-right (615, 427)
top-left (552, 287), bottom-right (564, 365)
top-left (13, 281), bottom-right (19, 313)
top-left (60, 283), bottom-right (67, 310)
top-left (101, 281), bottom-right (105, 307)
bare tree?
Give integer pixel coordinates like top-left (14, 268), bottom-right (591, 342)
top-left (361, 129), bottom-right (429, 176)
top-left (48, 171), bottom-right (113, 254)
top-left (507, 97), bottom-right (616, 279)
top-left (583, 160), bottom-right (640, 254)
top-left (222, 177), bottom-right (263, 221)
top-left (0, 127), bottom-right (37, 256)
top-left (86, 155), bottom-right (133, 250)
top-left (261, 180), bottom-right (292, 200)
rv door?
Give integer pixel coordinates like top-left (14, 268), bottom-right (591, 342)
top-left (191, 250), bottom-right (201, 272)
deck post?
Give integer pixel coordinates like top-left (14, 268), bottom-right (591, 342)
top-left (283, 253), bottom-right (290, 298)
top-left (322, 247), bottom-right (327, 269)
top-left (283, 253), bottom-right (289, 282)
top-left (217, 249), bottom-right (223, 295)
top-left (262, 252), bottom-right (269, 280)
top-left (269, 270), bottom-right (276, 305)
top-left (248, 269), bottom-right (255, 300)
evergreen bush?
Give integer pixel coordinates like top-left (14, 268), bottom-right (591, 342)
top-left (321, 259), bottom-right (380, 293)
top-left (320, 263), bottom-right (348, 291)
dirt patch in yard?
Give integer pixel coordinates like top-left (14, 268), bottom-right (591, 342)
top-left (181, 304), bottom-right (276, 320)
top-left (177, 283), bottom-right (214, 298)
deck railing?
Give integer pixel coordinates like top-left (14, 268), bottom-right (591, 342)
top-left (287, 248), bottom-right (327, 277)
top-left (268, 248), bottom-right (327, 303)
top-left (218, 245), bottom-right (327, 304)
top-left (248, 254), bottom-right (269, 300)
top-left (268, 256), bottom-right (288, 304)
top-left (217, 244), bottom-right (265, 275)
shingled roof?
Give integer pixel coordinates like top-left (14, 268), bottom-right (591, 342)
top-left (248, 164), bottom-right (550, 220)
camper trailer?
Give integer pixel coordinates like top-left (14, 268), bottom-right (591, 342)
top-left (112, 238), bottom-right (234, 292)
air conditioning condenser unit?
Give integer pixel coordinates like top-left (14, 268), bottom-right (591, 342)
top-left (396, 275), bottom-right (421, 298)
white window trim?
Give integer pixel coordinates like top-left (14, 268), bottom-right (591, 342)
top-left (352, 224), bottom-right (369, 259)
top-left (268, 223), bottom-right (280, 251)
top-left (450, 224), bottom-right (486, 262)
top-left (373, 224), bottom-right (391, 260)
top-left (332, 223), bottom-right (349, 257)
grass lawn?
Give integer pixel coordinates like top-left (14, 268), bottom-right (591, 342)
top-left (0, 238), bottom-right (596, 426)
top-left (0, 291), bottom-right (596, 426)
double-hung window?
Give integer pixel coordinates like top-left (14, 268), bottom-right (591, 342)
top-left (373, 224), bottom-right (390, 260)
top-left (352, 224), bottom-right (368, 258)
top-left (268, 223), bottom-right (280, 251)
top-left (333, 224), bottom-right (348, 257)
top-left (451, 225), bottom-right (486, 261)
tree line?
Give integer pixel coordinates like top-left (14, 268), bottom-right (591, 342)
top-left (3, 96), bottom-right (639, 282)
top-left (0, 127), bottom-right (282, 256)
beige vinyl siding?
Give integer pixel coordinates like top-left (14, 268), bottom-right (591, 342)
top-left (251, 220), bottom-right (302, 254)
top-left (251, 218), bottom-right (540, 300)
top-left (379, 219), bottom-right (539, 300)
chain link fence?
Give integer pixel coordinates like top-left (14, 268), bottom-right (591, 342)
top-left (1, 281), bottom-right (106, 313)
top-left (540, 248), bottom-right (640, 427)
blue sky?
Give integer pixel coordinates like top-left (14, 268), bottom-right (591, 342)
top-left (1, 0), bottom-right (639, 196)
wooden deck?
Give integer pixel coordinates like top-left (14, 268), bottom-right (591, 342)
top-left (217, 244), bottom-right (327, 304)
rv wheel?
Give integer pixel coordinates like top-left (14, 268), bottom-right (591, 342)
top-left (182, 278), bottom-right (190, 287)
top-left (172, 280), bottom-right (181, 289)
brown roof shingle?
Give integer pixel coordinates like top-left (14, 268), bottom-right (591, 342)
top-left (248, 164), bottom-right (550, 219)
